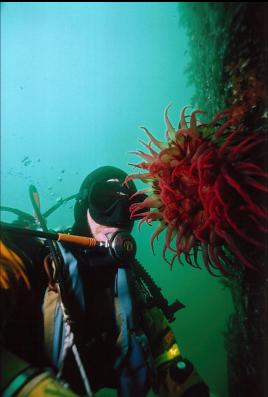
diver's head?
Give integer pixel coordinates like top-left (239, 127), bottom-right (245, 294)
top-left (73, 166), bottom-right (140, 236)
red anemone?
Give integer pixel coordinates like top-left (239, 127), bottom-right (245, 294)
top-left (126, 106), bottom-right (267, 275)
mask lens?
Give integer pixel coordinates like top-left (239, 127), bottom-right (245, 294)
top-left (89, 182), bottom-right (129, 213)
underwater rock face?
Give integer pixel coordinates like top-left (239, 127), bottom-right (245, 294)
top-left (178, 3), bottom-right (268, 397)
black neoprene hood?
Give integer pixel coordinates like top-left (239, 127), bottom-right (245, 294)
top-left (74, 166), bottom-right (138, 233)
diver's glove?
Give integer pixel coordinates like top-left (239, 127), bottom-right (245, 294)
top-left (157, 357), bottom-right (209, 397)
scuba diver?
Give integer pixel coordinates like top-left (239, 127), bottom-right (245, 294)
top-left (0, 166), bottom-right (209, 397)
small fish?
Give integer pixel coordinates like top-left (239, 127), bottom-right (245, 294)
top-left (21, 156), bottom-right (29, 163)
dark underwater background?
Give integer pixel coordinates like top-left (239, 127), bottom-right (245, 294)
top-left (1, 3), bottom-right (236, 396)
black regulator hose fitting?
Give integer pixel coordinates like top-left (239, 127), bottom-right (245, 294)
top-left (107, 231), bottom-right (137, 263)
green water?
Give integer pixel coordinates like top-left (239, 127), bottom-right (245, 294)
top-left (1, 3), bottom-right (234, 396)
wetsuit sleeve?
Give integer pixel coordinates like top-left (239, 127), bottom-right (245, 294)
top-left (141, 305), bottom-right (209, 397)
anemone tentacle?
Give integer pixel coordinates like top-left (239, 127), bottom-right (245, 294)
top-left (127, 106), bottom-right (268, 274)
